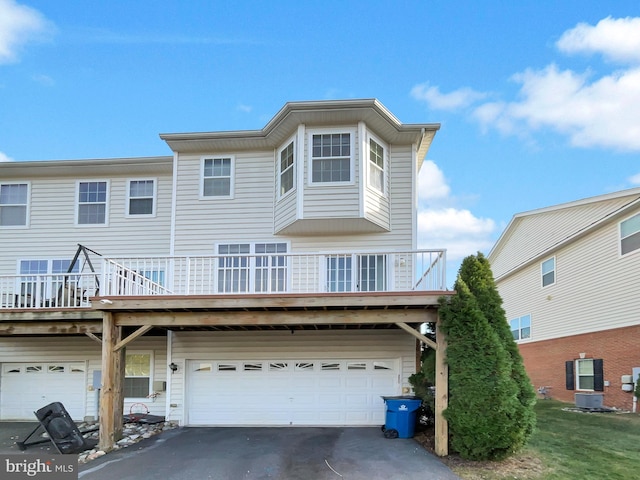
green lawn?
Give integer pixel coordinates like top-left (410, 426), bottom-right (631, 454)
top-left (449, 400), bottom-right (640, 480)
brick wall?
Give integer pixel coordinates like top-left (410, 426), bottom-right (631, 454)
top-left (518, 324), bottom-right (640, 411)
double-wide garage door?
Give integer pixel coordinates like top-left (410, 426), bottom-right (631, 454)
top-left (0, 362), bottom-right (86, 420)
top-left (186, 359), bottom-right (398, 426)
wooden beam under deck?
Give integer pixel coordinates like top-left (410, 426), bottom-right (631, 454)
top-left (0, 321), bottom-right (102, 335)
top-left (114, 308), bottom-right (433, 327)
top-left (0, 310), bottom-right (102, 322)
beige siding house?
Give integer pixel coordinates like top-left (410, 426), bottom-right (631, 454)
top-left (0, 99), bottom-right (448, 447)
top-left (488, 188), bottom-right (640, 410)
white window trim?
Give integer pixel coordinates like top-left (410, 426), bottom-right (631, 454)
top-left (510, 314), bottom-right (531, 342)
top-left (75, 179), bottom-right (110, 227)
top-left (124, 350), bottom-right (154, 400)
top-left (200, 155), bottom-right (235, 199)
top-left (307, 127), bottom-right (356, 187)
top-left (619, 212), bottom-right (640, 257)
top-left (575, 358), bottom-right (595, 392)
top-left (126, 178), bottom-right (157, 217)
top-left (277, 136), bottom-right (296, 201)
top-left (366, 132), bottom-right (388, 197)
top-left (0, 181), bottom-right (31, 229)
top-left (541, 256), bottom-right (555, 288)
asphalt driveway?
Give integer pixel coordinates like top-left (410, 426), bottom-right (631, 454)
top-left (0, 423), bottom-right (461, 479)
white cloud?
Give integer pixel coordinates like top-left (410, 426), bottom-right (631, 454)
top-left (0, 151), bottom-right (14, 162)
top-left (411, 83), bottom-right (487, 111)
top-left (32, 73), bottom-right (54, 86)
top-left (237, 104), bottom-right (252, 113)
top-left (629, 173), bottom-right (640, 185)
top-left (0, 0), bottom-right (51, 64)
top-left (416, 161), bottom-right (497, 286)
top-left (418, 160), bottom-right (450, 202)
top-left (469, 17), bottom-right (640, 152)
top-left (557, 16), bottom-right (640, 64)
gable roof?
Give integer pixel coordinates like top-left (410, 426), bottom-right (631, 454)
top-left (488, 187), bottom-right (640, 280)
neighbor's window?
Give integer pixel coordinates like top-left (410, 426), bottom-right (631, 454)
top-left (77, 181), bottom-right (108, 225)
top-left (0, 183), bottom-right (29, 227)
top-left (127, 179), bottom-right (156, 216)
top-left (310, 132), bottom-right (352, 183)
top-left (368, 138), bottom-right (385, 194)
top-left (620, 213), bottom-right (640, 256)
top-left (124, 353), bottom-right (151, 398)
top-left (509, 314), bottom-right (531, 341)
top-left (202, 157), bottom-right (234, 197)
top-left (541, 257), bottom-right (555, 287)
top-left (278, 141), bottom-right (295, 197)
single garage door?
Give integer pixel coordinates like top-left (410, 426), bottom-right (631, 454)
top-left (0, 362), bottom-right (87, 420)
top-left (186, 359), bottom-right (399, 426)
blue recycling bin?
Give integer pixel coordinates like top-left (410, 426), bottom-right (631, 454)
top-left (382, 396), bottom-right (422, 438)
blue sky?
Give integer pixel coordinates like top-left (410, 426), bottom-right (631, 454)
top-left (2, 0), bottom-right (640, 285)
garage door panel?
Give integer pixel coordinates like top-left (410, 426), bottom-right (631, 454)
top-left (187, 359), bottom-right (399, 426)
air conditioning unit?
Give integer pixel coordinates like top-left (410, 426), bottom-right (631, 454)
top-left (575, 393), bottom-right (604, 409)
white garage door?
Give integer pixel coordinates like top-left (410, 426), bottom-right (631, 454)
top-left (0, 362), bottom-right (87, 420)
top-left (186, 359), bottom-right (398, 426)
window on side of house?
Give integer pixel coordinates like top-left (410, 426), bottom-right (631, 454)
top-left (124, 353), bottom-right (151, 398)
top-left (541, 257), bottom-right (555, 287)
top-left (565, 358), bottom-right (604, 391)
top-left (509, 314), bottom-right (531, 341)
top-left (368, 138), bottom-right (385, 194)
top-left (202, 157), bottom-right (233, 198)
top-left (127, 179), bottom-right (156, 216)
top-left (620, 212), bottom-right (640, 256)
top-left (77, 181), bottom-right (108, 225)
top-left (310, 132), bottom-right (352, 184)
top-left (0, 183), bottom-right (29, 227)
top-left (278, 141), bottom-right (295, 198)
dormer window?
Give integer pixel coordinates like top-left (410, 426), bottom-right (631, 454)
top-left (309, 131), bottom-right (353, 184)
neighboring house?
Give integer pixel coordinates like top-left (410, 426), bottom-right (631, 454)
top-left (488, 188), bottom-right (640, 411)
top-left (0, 99), bottom-right (448, 434)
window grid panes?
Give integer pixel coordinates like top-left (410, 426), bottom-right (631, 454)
top-left (218, 244), bottom-right (250, 293)
top-left (255, 243), bottom-right (287, 293)
top-left (129, 180), bottom-right (155, 215)
top-left (576, 359), bottom-right (595, 390)
top-left (621, 213), bottom-right (640, 255)
top-left (0, 183), bottom-right (28, 226)
top-left (203, 158), bottom-right (232, 197)
top-left (78, 181), bottom-right (107, 224)
top-left (326, 255), bottom-right (352, 292)
top-left (369, 139), bottom-right (384, 193)
top-left (124, 353), bottom-right (151, 398)
top-left (311, 133), bottom-right (351, 183)
top-left (509, 314), bottom-right (531, 341)
top-left (358, 254), bottom-right (387, 292)
top-left (279, 142), bottom-right (294, 196)
top-left (541, 258), bottom-right (555, 287)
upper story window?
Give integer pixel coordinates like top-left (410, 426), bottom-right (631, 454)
top-left (620, 212), bottom-right (640, 256)
top-left (77, 181), bottom-right (108, 225)
top-left (278, 140), bottom-right (295, 198)
top-left (509, 314), bottom-right (531, 341)
top-left (127, 179), bottom-right (156, 216)
top-left (541, 257), bottom-right (555, 287)
top-left (0, 182), bottom-right (29, 227)
top-left (310, 132), bottom-right (352, 184)
top-left (368, 138), bottom-right (385, 194)
top-left (202, 157), bottom-right (234, 198)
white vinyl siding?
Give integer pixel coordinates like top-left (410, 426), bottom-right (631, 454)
top-left (0, 182), bottom-right (29, 227)
top-left (76, 180), bottom-right (109, 225)
top-left (0, 336), bottom-right (166, 420)
top-left (496, 217), bottom-right (640, 342)
top-left (620, 212), bottom-right (640, 256)
top-left (169, 329), bottom-right (416, 426)
top-left (0, 171), bottom-right (172, 277)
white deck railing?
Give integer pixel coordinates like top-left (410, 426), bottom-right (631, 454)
top-left (0, 250), bottom-right (446, 309)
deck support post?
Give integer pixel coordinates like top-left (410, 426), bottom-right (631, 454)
top-left (98, 312), bottom-right (125, 451)
top-left (434, 314), bottom-right (448, 456)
